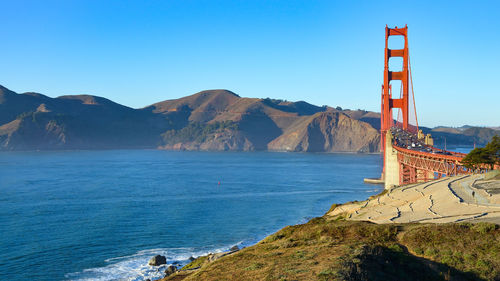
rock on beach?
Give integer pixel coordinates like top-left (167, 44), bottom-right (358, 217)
top-left (148, 255), bottom-right (167, 266)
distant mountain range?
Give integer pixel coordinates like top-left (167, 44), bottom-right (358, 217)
top-left (0, 85), bottom-right (497, 152)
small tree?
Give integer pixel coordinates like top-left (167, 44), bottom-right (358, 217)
top-left (462, 135), bottom-right (500, 170)
top-left (462, 148), bottom-right (487, 170)
top-left (484, 135), bottom-right (500, 167)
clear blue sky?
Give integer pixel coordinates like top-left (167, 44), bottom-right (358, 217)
top-left (1, 0), bottom-right (498, 127)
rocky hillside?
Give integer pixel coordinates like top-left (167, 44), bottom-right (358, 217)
top-left (147, 90), bottom-right (379, 152)
top-left (0, 86), bottom-right (379, 152)
top-left (267, 112), bottom-right (379, 152)
top-left (0, 85), bottom-right (168, 150)
top-left (0, 85), bottom-right (495, 151)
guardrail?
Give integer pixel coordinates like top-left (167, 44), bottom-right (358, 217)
top-left (393, 145), bottom-right (465, 162)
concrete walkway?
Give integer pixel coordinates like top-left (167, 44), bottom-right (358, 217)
top-left (327, 174), bottom-right (500, 224)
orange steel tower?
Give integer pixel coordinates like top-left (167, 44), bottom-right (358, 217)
top-left (381, 25), bottom-right (410, 178)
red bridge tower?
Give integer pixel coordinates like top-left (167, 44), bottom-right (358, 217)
top-left (381, 25), bottom-right (410, 178)
top-left (374, 25), bottom-right (478, 187)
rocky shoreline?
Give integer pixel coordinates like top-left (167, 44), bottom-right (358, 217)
top-left (144, 245), bottom-right (244, 280)
top-left (144, 171), bottom-right (500, 281)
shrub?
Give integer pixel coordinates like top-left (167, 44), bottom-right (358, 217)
top-left (471, 222), bottom-right (497, 234)
top-left (162, 121), bottom-right (239, 144)
top-left (244, 262), bottom-right (264, 271)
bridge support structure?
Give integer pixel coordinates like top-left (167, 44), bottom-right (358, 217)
top-left (383, 130), bottom-right (472, 189)
top-left (384, 131), bottom-right (400, 188)
top-left (381, 25), bottom-right (411, 184)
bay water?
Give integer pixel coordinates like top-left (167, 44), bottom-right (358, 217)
top-left (0, 150), bottom-right (383, 280)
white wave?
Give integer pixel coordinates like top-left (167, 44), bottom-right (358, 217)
top-left (65, 244), bottom-right (240, 281)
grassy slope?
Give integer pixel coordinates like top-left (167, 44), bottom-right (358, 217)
top-left (163, 218), bottom-right (500, 281)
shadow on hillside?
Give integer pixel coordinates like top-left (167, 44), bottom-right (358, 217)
top-left (333, 244), bottom-right (483, 281)
top-left (238, 111), bottom-right (282, 150)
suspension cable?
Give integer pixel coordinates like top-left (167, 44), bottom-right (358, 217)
top-left (409, 51), bottom-right (419, 131)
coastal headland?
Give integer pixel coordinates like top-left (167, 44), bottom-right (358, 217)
top-left (0, 85), bottom-right (497, 152)
top-left (158, 172), bottom-right (500, 281)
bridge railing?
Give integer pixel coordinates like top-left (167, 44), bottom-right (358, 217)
top-left (393, 145), bottom-right (465, 162)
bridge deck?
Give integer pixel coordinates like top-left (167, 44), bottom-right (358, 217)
top-left (386, 128), bottom-right (475, 185)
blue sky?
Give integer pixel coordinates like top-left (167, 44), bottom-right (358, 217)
top-left (0, 0), bottom-right (498, 127)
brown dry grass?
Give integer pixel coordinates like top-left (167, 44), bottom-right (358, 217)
top-left (161, 219), bottom-right (500, 281)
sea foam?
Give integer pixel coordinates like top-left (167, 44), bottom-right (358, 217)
top-left (65, 244), bottom-right (239, 281)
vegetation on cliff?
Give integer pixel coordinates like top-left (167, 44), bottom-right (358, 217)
top-left (163, 218), bottom-right (500, 281)
top-left (162, 121), bottom-right (239, 145)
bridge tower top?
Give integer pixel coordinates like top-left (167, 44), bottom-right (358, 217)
top-left (381, 25), bottom-right (409, 135)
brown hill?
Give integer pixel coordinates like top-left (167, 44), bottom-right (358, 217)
top-left (0, 86), bottom-right (168, 150)
top-left (1, 85), bottom-right (494, 151)
top-left (343, 109), bottom-right (382, 130)
top-left (268, 112), bottom-right (380, 152)
top-left (342, 109), bottom-right (498, 147)
top-left (2, 86), bottom-right (379, 151)
top-left (147, 90), bottom-right (378, 152)
top-left (420, 126), bottom-right (499, 146)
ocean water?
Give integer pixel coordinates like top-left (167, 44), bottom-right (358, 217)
top-left (434, 145), bottom-right (474, 154)
top-left (0, 150), bottom-right (383, 281)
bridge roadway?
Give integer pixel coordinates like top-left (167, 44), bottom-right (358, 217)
top-left (394, 145), bottom-right (470, 181)
top-left (383, 129), bottom-right (474, 188)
